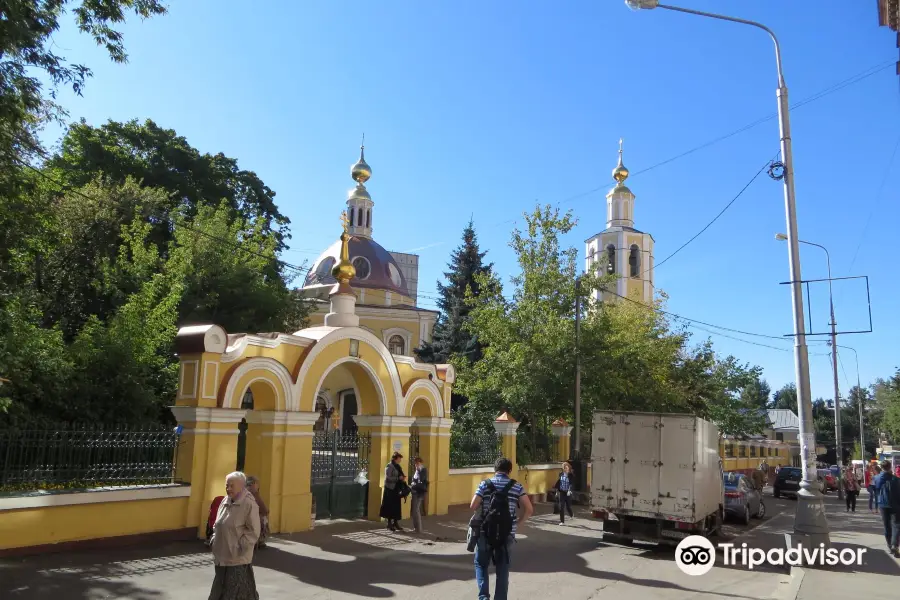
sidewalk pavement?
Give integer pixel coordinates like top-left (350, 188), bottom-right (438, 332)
top-left (0, 502), bottom-right (790, 600)
top-left (730, 490), bottom-right (900, 600)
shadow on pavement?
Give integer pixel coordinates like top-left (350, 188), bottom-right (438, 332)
top-left (0, 511), bottom-right (773, 600)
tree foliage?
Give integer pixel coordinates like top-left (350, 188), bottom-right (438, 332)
top-left (454, 203), bottom-right (771, 440)
top-left (416, 219), bottom-right (493, 364)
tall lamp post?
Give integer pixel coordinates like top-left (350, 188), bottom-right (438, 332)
top-left (776, 234), bottom-right (843, 499)
top-left (627, 0), bottom-right (829, 544)
top-left (834, 344), bottom-right (865, 461)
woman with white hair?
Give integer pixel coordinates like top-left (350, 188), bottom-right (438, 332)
top-left (208, 471), bottom-right (261, 600)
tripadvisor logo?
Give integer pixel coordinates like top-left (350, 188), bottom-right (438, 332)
top-left (675, 535), bottom-right (867, 575)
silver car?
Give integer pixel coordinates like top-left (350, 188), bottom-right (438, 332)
top-left (723, 472), bottom-right (764, 525)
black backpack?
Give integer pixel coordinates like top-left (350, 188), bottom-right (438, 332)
top-left (480, 479), bottom-right (516, 564)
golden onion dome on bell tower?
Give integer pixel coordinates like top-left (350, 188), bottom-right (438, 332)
top-left (351, 135), bottom-right (371, 184)
top-left (612, 137), bottom-right (629, 185)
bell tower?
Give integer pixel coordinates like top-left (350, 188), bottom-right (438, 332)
top-left (584, 140), bottom-right (655, 304)
top-left (346, 135), bottom-right (374, 239)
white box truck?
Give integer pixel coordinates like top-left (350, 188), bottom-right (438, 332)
top-left (590, 411), bottom-right (724, 545)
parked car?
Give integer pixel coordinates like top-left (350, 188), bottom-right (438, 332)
top-left (775, 467), bottom-right (826, 498)
top-left (817, 468), bottom-right (838, 491)
top-left (723, 472), bottom-right (764, 524)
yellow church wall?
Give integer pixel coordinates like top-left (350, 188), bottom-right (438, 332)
top-left (444, 464), bottom-right (594, 508)
top-left (0, 491), bottom-right (191, 552)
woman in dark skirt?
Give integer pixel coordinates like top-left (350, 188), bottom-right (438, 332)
top-left (209, 471), bottom-right (261, 600)
top-left (380, 452), bottom-right (406, 531)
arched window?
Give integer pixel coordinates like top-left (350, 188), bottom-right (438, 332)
top-left (348, 207), bottom-right (354, 228)
top-left (388, 335), bottom-right (405, 355)
top-left (629, 244), bottom-right (641, 278)
top-left (357, 208), bottom-right (364, 227)
top-left (606, 244), bottom-right (616, 275)
top-left (366, 209), bottom-right (371, 228)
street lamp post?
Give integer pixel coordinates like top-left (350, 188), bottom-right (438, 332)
top-left (776, 234), bottom-right (843, 499)
top-left (627, 0), bottom-right (830, 545)
top-left (835, 344), bottom-right (865, 461)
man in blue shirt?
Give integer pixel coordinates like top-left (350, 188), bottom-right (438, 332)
top-left (873, 460), bottom-right (900, 556)
top-left (470, 457), bottom-right (534, 600)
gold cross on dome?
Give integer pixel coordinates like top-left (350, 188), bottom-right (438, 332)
top-left (340, 210), bottom-right (350, 233)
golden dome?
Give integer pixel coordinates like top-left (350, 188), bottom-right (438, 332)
top-left (612, 137), bottom-right (629, 185)
top-left (351, 143), bottom-right (371, 184)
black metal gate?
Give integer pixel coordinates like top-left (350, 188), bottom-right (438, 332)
top-left (408, 428), bottom-right (420, 473)
top-left (311, 431), bottom-right (371, 519)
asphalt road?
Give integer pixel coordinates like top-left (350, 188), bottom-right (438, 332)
top-left (0, 500), bottom-right (793, 600)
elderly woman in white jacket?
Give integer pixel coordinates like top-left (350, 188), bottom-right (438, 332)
top-left (208, 471), bottom-right (261, 600)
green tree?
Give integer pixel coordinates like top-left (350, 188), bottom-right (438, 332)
top-left (771, 383), bottom-right (798, 412)
top-left (416, 219), bottom-right (493, 365)
top-left (49, 119), bottom-right (290, 251)
top-left (0, 1), bottom-right (166, 169)
top-left (875, 369), bottom-right (900, 444)
top-left (741, 376), bottom-right (771, 409)
top-left (456, 205), bottom-right (588, 441)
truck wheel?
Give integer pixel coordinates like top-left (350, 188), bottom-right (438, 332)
top-left (741, 504), bottom-right (751, 526)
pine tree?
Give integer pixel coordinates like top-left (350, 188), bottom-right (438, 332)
top-left (415, 219), bottom-right (493, 365)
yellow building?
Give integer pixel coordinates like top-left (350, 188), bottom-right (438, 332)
top-left (585, 140), bottom-right (655, 304)
top-left (299, 144), bottom-right (439, 430)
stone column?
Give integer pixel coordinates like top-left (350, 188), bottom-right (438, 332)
top-left (354, 416), bottom-right (416, 521)
top-left (243, 411), bottom-right (319, 534)
top-left (413, 417), bottom-right (453, 516)
top-left (551, 419), bottom-right (573, 463)
top-left (493, 412), bottom-right (520, 480)
top-left (170, 406), bottom-right (247, 538)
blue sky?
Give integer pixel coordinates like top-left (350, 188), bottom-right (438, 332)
top-left (44, 0), bottom-right (898, 402)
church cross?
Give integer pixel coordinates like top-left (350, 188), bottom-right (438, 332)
top-left (340, 211), bottom-right (350, 233)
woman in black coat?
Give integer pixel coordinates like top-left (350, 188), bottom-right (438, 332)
top-left (379, 452), bottom-right (407, 531)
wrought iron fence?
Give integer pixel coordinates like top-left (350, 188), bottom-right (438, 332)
top-left (310, 431), bottom-right (371, 485)
top-left (516, 432), bottom-right (561, 465)
top-left (450, 430), bottom-right (502, 468)
top-left (0, 425), bottom-right (181, 492)
top-left (408, 428), bottom-right (420, 474)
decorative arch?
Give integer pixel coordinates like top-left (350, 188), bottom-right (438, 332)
top-left (293, 326), bottom-right (403, 415)
top-left (220, 357), bottom-right (295, 411)
top-left (402, 378), bottom-right (444, 418)
top-left (312, 356), bottom-right (387, 416)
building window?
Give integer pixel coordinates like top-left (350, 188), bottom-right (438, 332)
top-left (629, 244), bottom-right (640, 278)
top-left (725, 443), bottom-right (734, 458)
top-left (388, 335), bottom-right (405, 355)
top-left (366, 209), bottom-right (371, 228)
top-left (739, 445), bottom-right (747, 458)
top-left (775, 447), bottom-right (779, 457)
top-left (357, 208), bottom-right (364, 226)
top-left (750, 445), bottom-right (757, 458)
top-left (606, 244), bottom-right (616, 275)
top-left (348, 207), bottom-right (354, 227)
top-left (776, 432), bottom-right (784, 441)
top-left (352, 256), bottom-right (371, 279)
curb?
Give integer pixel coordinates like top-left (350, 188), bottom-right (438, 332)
top-left (771, 566), bottom-right (805, 600)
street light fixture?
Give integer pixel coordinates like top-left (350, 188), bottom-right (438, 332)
top-left (832, 343), bottom-right (866, 461)
top-left (776, 233), bottom-right (843, 499)
top-left (629, 1), bottom-right (829, 545)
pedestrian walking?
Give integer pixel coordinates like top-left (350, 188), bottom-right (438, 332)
top-left (208, 471), bottom-right (261, 600)
top-left (410, 457), bottom-right (428, 534)
top-left (553, 461), bottom-right (575, 525)
top-left (843, 466), bottom-right (859, 512)
top-left (246, 476), bottom-right (268, 549)
top-left (873, 460), bottom-right (900, 557)
top-left (380, 451), bottom-right (406, 531)
top-left (470, 457), bottom-right (534, 600)
top-left (868, 464), bottom-right (882, 512)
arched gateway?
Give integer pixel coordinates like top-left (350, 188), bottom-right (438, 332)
top-left (170, 217), bottom-right (454, 537)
